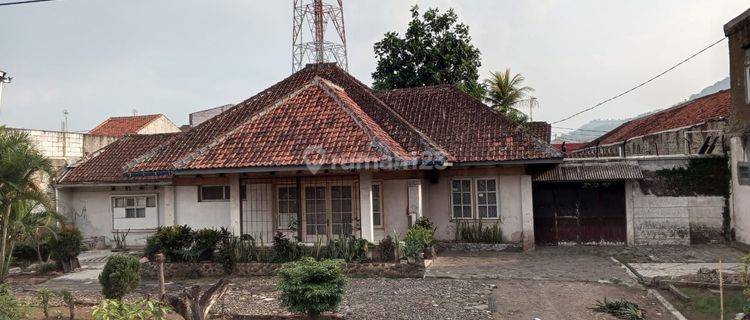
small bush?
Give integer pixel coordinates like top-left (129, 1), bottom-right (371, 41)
top-left (48, 227), bottom-right (82, 269)
top-left (321, 236), bottom-right (370, 262)
top-left (377, 235), bottom-right (396, 262)
top-left (272, 232), bottom-right (304, 263)
top-left (192, 228), bottom-right (220, 261)
top-left (37, 261), bottom-right (59, 275)
top-left (404, 226), bottom-right (433, 260)
top-left (414, 216), bottom-right (435, 231)
top-left (278, 258), bottom-right (347, 318)
top-left (92, 299), bottom-right (171, 320)
top-left (455, 220), bottom-right (503, 244)
top-left (99, 255), bottom-right (141, 300)
top-left (12, 242), bottom-right (50, 263)
top-left (0, 284), bottom-right (24, 320)
top-left (592, 298), bottom-right (645, 320)
top-left (144, 225), bottom-right (193, 262)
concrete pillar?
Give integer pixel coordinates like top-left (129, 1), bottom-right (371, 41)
top-left (163, 185), bottom-right (176, 226)
top-left (625, 181), bottom-right (636, 246)
top-left (359, 172), bottom-right (374, 242)
top-left (229, 174), bottom-right (242, 236)
top-left (520, 175), bottom-right (535, 251)
top-left (407, 179), bottom-right (424, 226)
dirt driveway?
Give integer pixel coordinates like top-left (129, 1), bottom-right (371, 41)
top-left (428, 247), bottom-right (673, 320)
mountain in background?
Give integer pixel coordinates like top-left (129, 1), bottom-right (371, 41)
top-left (554, 76), bottom-right (730, 143)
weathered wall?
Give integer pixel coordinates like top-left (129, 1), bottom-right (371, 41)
top-left (374, 179), bottom-right (410, 242)
top-left (136, 116), bottom-right (181, 135)
top-left (629, 157), bottom-right (727, 245)
top-left (174, 186), bottom-right (231, 229)
top-left (730, 136), bottom-right (750, 243)
top-left (591, 120), bottom-right (726, 157)
top-left (424, 167), bottom-right (528, 243)
top-left (57, 185), bottom-right (167, 246)
top-left (189, 104), bottom-right (233, 127)
top-left (726, 13), bottom-right (750, 135)
top-left (82, 134), bottom-right (119, 157)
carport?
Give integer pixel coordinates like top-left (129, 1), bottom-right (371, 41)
top-left (531, 161), bottom-right (643, 245)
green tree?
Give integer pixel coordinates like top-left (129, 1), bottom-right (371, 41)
top-left (0, 127), bottom-right (53, 281)
top-left (11, 199), bottom-right (61, 264)
top-left (372, 5), bottom-right (485, 100)
top-left (485, 68), bottom-right (535, 123)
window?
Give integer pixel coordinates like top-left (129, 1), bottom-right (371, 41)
top-left (476, 179), bottom-right (498, 219)
top-left (745, 48), bottom-right (750, 104)
top-left (304, 186), bottom-right (327, 241)
top-left (451, 179), bottom-right (473, 218)
top-left (277, 186), bottom-right (299, 231)
top-left (372, 183), bottom-right (383, 227)
top-left (451, 178), bottom-right (500, 219)
top-left (330, 186), bottom-right (353, 236)
top-left (739, 162), bottom-right (750, 186)
top-left (199, 185), bottom-right (230, 201)
top-left (112, 196), bottom-right (155, 219)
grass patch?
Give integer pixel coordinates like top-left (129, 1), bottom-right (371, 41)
top-left (668, 286), bottom-right (745, 320)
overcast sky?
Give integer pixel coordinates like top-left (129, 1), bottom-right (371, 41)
top-left (0, 0), bottom-right (747, 137)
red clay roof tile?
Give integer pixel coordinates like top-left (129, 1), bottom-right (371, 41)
top-left (89, 114), bottom-right (163, 137)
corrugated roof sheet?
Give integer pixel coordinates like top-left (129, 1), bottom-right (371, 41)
top-left (533, 161), bottom-right (643, 182)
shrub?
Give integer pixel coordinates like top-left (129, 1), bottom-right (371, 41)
top-left (144, 225), bottom-right (193, 262)
top-left (37, 261), bottom-right (59, 275)
top-left (272, 232), bottom-right (304, 263)
top-left (0, 285), bottom-right (24, 320)
top-left (322, 236), bottom-right (370, 262)
top-left (278, 258), bottom-right (347, 318)
top-left (455, 220), bottom-right (503, 243)
top-left (12, 242), bottom-right (50, 263)
top-left (99, 255), bottom-right (141, 300)
top-left (403, 226), bottom-right (433, 260)
top-left (48, 227), bottom-right (82, 271)
top-left (414, 216), bottom-right (435, 231)
top-left (215, 228), bottom-right (237, 274)
top-left (377, 235), bottom-right (396, 262)
top-left (192, 228), bottom-right (220, 261)
top-left (92, 299), bottom-right (171, 320)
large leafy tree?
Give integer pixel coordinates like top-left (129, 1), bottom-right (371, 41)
top-left (372, 5), bottom-right (485, 100)
top-left (485, 68), bottom-right (535, 123)
top-left (0, 127), bottom-right (54, 281)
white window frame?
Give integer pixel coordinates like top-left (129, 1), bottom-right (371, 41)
top-left (276, 184), bottom-right (299, 233)
top-left (372, 182), bottom-right (384, 228)
top-left (450, 177), bottom-right (501, 220)
top-left (198, 185), bottom-right (230, 202)
top-left (450, 178), bottom-right (474, 219)
top-left (110, 194), bottom-right (159, 231)
top-left (475, 177), bottom-right (499, 219)
top-left (300, 180), bottom-right (358, 242)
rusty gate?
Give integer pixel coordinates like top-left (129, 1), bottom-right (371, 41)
top-left (533, 181), bottom-right (626, 245)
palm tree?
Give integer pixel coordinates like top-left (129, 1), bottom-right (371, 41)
top-left (12, 199), bottom-right (62, 264)
top-left (0, 127), bottom-right (53, 281)
top-left (484, 68), bottom-right (535, 123)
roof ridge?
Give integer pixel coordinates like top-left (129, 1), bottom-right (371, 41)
top-left (315, 78), bottom-right (407, 160)
top-left (377, 84), bottom-right (458, 94)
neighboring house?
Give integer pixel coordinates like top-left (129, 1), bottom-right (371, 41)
top-left (725, 8), bottom-right (750, 245)
top-left (571, 90), bottom-right (731, 158)
top-left (56, 63), bottom-right (561, 248)
top-left (89, 114), bottom-right (181, 137)
top-left (526, 121), bottom-right (552, 144)
top-left (189, 104), bottom-right (234, 127)
top-left (552, 141), bottom-right (588, 154)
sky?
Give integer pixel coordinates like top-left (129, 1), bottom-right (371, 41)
top-left (0, 0), bottom-right (747, 137)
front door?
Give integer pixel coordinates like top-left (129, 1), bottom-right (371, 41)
top-left (302, 182), bottom-right (357, 242)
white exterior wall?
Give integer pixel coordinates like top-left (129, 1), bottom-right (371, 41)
top-left (375, 179), bottom-right (410, 242)
top-left (425, 173), bottom-right (527, 243)
top-left (57, 186), bottom-right (168, 246)
top-left (174, 186), bottom-right (231, 230)
top-left (731, 136), bottom-right (750, 243)
top-left (136, 116), bottom-right (181, 135)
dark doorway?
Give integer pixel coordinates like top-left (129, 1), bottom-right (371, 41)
top-left (533, 181), bottom-right (626, 245)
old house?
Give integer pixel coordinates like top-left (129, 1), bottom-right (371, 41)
top-left (56, 64), bottom-right (561, 248)
top-left (89, 114), bottom-right (181, 137)
top-left (725, 8), bottom-right (750, 245)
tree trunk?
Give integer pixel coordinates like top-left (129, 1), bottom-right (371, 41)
top-left (0, 203), bottom-right (11, 282)
top-left (164, 278), bottom-right (230, 320)
top-left (35, 239), bottom-right (43, 264)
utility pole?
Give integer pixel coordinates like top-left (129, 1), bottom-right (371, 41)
top-left (0, 70), bottom-right (12, 111)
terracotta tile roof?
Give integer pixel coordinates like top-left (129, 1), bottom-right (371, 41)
top-left (526, 122), bottom-right (551, 143)
top-left (533, 161), bottom-right (643, 182)
top-left (58, 133), bottom-right (177, 184)
top-left (375, 85), bottom-right (562, 162)
top-left (184, 78), bottom-right (415, 169)
top-left (127, 63), bottom-right (444, 175)
top-left (89, 114), bottom-right (163, 137)
top-left (591, 90), bottom-right (731, 146)
top-left (553, 142), bottom-right (588, 153)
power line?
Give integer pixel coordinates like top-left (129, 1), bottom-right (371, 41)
top-left (552, 126), bottom-right (609, 133)
top-left (551, 37), bottom-right (727, 125)
top-left (0, 0), bottom-right (56, 6)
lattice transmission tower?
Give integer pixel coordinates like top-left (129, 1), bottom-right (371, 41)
top-left (292, 0), bottom-right (348, 72)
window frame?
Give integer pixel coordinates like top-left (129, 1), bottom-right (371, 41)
top-left (450, 178), bottom-right (474, 219)
top-left (372, 182), bottom-right (384, 228)
top-left (450, 177), bottom-right (501, 220)
top-left (276, 184), bottom-right (300, 233)
top-left (198, 185), bottom-right (231, 202)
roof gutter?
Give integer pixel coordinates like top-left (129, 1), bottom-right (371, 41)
top-left (451, 158), bottom-right (563, 167)
top-left (56, 181), bottom-right (172, 188)
top-left (173, 159), bottom-right (452, 176)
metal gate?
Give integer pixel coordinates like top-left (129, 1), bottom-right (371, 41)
top-left (533, 182), bottom-right (626, 245)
